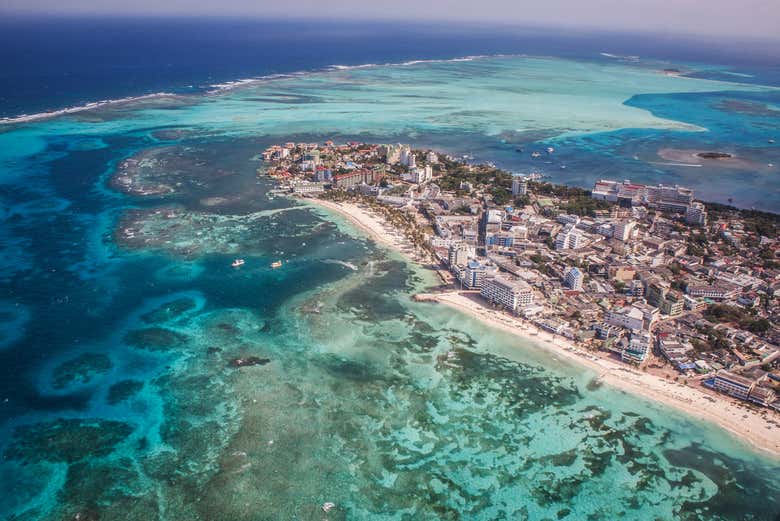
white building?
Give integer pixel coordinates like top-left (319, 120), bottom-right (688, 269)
top-left (511, 175), bottom-right (527, 196)
top-left (557, 214), bottom-right (580, 226)
top-left (685, 202), bottom-right (707, 226)
top-left (605, 305), bottom-right (645, 331)
top-left (564, 267), bottom-right (583, 290)
top-left (622, 331), bottom-right (651, 365)
top-left (480, 276), bottom-right (534, 312)
top-left (448, 242), bottom-right (474, 268)
top-left (613, 220), bottom-right (636, 242)
top-left (461, 260), bottom-right (494, 289)
top-left (411, 165), bottom-right (432, 184)
top-left (555, 225), bottom-right (583, 250)
top-left (290, 181), bottom-right (326, 195)
top-left (400, 146), bottom-right (415, 167)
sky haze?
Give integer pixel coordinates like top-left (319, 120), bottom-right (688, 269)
top-left (1, 0), bottom-right (778, 41)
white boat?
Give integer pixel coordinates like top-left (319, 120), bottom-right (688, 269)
top-left (531, 152), bottom-right (542, 158)
top-left (231, 259), bottom-right (245, 268)
top-left (270, 260), bottom-right (283, 268)
top-left (547, 147), bottom-right (555, 154)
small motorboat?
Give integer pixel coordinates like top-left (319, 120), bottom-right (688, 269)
top-left (531, 152), bottom-right (542, 158)
top-left (231, 259), bottom-right (245, 268)
top-left (322, 502), bottom-right (336, 513)
top-left (270, 260), bottom-right (283, 268)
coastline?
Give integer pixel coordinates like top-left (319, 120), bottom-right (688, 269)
top-left (304, 196), bottom-right (780, 458)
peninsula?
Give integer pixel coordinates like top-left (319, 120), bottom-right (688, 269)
top-left (261, 140), bottom-right (780, 456)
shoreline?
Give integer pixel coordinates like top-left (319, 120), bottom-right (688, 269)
top-left (427, 291), bottom-right (780, 458)
top-left (304, 196), bottom-right (780, 458)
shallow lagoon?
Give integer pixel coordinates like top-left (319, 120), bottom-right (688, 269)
top-left (0, 55), bottom-right (779, 520)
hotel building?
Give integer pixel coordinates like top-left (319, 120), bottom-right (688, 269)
top-left (480, 276), bottom-right (534, 312)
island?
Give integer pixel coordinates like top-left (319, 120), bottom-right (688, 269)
top-left (261, 140), bottom-right (780, 456)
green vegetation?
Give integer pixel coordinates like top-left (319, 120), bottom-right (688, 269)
top-left (705, 202), bottom-right (779, 238)
top-left (703, 304), bottom-right (769, 333)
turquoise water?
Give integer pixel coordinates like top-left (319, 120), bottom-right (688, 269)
top-left (1, 55), bottom-right (779, 520)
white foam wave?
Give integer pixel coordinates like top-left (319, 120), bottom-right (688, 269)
top-left (2, 53), bottom-right (510, 123)
top-left (0, 92), bottom-right (178, 125)
top-left (322, 259), bottom-right (358, 271)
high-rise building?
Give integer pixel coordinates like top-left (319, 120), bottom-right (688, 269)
top-left (481, 276), bottom-right (534, 311)
top-left (555, 225), bottom-right (582, 250)
top-left (685, 202), bottom-right (707, 226)
top-left (399, 146), bottom-right (415, 167)
top-left (411, 165), bottom-right (432, 184)
top-left (511, 175), bottom-right (527, 196)
top-left (448, 242), bottom-right (474, 268)
top-left (613, 220), bottom-right (636, 242)
top-left (463, 260), bottom-right (490, 289)
top-left (564, 267), bottom-right (583, 290)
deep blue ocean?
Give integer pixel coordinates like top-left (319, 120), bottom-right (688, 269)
top-left (1, 17), bottom-right (779, 118)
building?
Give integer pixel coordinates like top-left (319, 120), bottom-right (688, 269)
top-left (564, 267), bottom-right (583, 290)
top-left (605, 305), bottom-right (645, 331)
top-left (555, 225), bottom-right (583, 250)
top-left (426, 151), bottom-right (439, 164)
top-left (591, 179), bottom-right (697, 214)
top-left (622, 332), bottom-right (651, 365)
top-left (659, 291), bottom-right (685, 316)
top-left (314, 166), bottom-right (332, 182)
top-left (712, 371), bottom-right (754, 400)
top-left (511, 175), bottom-right (527, 196)
top-left (646, 184), bottom-right (694, 213)
top-left (748, 386), bottom-right (777, 407)
top-left (591, 179), bottom-right (647, 206)
top-left (480, 276), bottom-right (534, 312)
top-left (658, 338), bottom-right (696, 370)
top-left (448, 242), bottom-right (474, 268)
top-left (400, 146), bottom-right (415, 167)
top-left (613, 220), bottom-right (636, 242)
top-left (332, 169), bottom-right (380, 189)
top-left (290, 181), bottom-right (326, 195)
top-left (632, 301), bottom-right (659, 330)
top-left (686, 284), bottom-right (736, 301)
top-left (383, 144), bottom-right (407, 165)
top-left (644, 278), bottom-right (670, 307)
top-left (462, 260), bottom-right (490, 289)
top-left (410, 165), bottom-right (433, 184)
top-left (685, 202), bottom-right (707, 226)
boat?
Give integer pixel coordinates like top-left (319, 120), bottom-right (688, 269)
top-left (547, 146), bottom-right (555, 154)
top-left (531, 152), bottom-right (541, 158)
top-left (270, 260), bottom-right (283, 268)
top-left (515, 147), bottom-right (523, 153)
top-left (231, 259), bottom-right (245, 268)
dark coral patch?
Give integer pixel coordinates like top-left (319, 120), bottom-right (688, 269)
top-left (107, 379), bottom-right (145, 405)
top-left (124, 327), bottom-right (188, 351)
top-left (4, 418), bottom-right (134, 464)
top-left (52, 353), bottom-right (113, 389)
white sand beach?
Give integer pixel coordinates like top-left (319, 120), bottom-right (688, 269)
top-left (305, 196), bottom-right (780, 457)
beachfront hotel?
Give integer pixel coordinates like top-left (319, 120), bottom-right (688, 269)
top-left (480, 275), bottom-right (534, 312)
